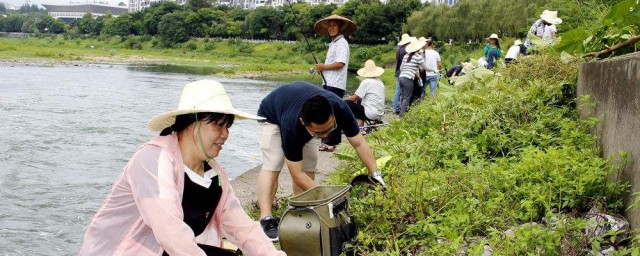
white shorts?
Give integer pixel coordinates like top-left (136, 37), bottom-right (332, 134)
top-left (259, 122), bottom-right (319, 172)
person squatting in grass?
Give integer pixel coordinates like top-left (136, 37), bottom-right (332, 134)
top-left (80, 80), bottom-right (285, 256)
top-left (344, 59), bottom-right (386, 132)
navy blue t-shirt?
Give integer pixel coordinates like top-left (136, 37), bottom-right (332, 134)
top-left (257, 82), bottom-right (359, 162)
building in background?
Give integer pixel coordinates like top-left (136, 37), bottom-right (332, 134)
top-left (43, 3), bottom-right (128, 21)
top-left (0, 1), bottom-right (21, 10)
top-left (427, 0), bottom-right (457, 6)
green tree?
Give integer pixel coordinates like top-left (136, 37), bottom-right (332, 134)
top-left (35, 16), bottom-right (66, 33)
top-left (4, 15), bottom-right (24, 32)
top-left (245, 6), bottom-right (285, 39)
top-left (186, 8), bottom-right (224, 38)
top-left (91, 16), bottom-right (105, 35)
top-left (103, 13), bottom-right (136, 37)
top-left (0, 3), bottom-right (7, 13)
top-left (78, 13), bottom-right (94, 34)
top-left (142, 1), bottom-right (182, 35)
top-left (157, 11), bottom-right (189, 46)
top-left (187, 0), bottom-right (210, 10)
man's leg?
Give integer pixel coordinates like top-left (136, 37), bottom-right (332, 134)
top-left (429, 76), bottom-right (438, 98)
top-left (258, 170), bottom-right (280, 219)
top-left (392, 78), bottom-right (401, 113)
top-left (257, 123), bottom-right (285, 240)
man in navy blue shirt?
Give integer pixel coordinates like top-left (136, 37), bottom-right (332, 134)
top-left (255, 81), bottom-right (386, 240)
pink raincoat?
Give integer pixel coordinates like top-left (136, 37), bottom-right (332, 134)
top-left (80, 134), bottom-right (285, 256)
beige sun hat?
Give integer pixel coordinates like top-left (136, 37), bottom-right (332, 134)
top-left (314, 14), bottom-right (357, 37)
top-left (540, 10), bottom-right (562, 24)
top-left (357, 59), bottom-right (385, 78)
top-left (513, 39), bottom-right (523, 46)
top-left (397, 33), bottom-right (411, 45)
top-left (461, 62), bottom-right (474, 73)
top-left (147, 80), bottom-right (263, 131)
top-left (488, 33), bottom-right (500, 40)
top-left (405, 38), bottom-right (426, 53)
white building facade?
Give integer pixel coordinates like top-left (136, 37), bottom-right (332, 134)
top-left (428, 0), bottom-right (458, 6)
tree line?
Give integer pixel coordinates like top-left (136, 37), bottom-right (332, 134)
top-left (0, 0), bottom-right (421, 46)
top-left (0, 0), bottom-right (620, 46)
top-left (404, 0), bottom-right (622, 43)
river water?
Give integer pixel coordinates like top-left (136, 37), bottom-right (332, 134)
top-left (0, 64), bottom-right (280, 255)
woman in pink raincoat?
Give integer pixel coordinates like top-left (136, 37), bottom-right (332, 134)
top-left (80, 80), bottom-right (286, 256)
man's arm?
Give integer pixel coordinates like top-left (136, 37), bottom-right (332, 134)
top-left (316, 62), bottom-right (346, 72)
top-left (285, 159), bottom-right (316, 191)
top-left (344, 94), bottom-right (360, 102)
top-left (346, 133), bottom-right (378, 175)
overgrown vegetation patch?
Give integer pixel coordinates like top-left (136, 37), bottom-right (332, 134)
top-left (330, 55), bottom-right (632, 255)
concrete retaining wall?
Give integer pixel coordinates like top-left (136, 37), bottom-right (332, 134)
top-left (577, 52), bottom-right (640, 228)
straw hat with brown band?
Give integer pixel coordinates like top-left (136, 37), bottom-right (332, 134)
top-left (313, 14), bottom-right (357, 37)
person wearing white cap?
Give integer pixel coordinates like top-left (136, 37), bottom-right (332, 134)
top-left (525, 9), bottom-right (563, 47)
top-left (345, 59), bottom-right (386, 128)
top-left (483, 33), bottom-right (502, 69)
top-left (505, 39), bottom-right (525, 65)
top-left (393, 33), bottom-right (412, 115)
top-left (80, 80), bottom-right (285, 256)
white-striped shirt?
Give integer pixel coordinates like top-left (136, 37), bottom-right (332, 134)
top-left (399, 52), bottom-right (428, 80)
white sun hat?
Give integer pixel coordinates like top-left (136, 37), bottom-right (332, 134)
top-left (405, 38), bottom-right (426, 53)
top-left (147, 80), bottom-right (263, 131)
top-left (357, 59), bottom-right (385, 78)
top-left (513, 39), bottom-right (523, 46)
top-left (397, 33), bottom-right (411, 45)
top-left (488, 33), bottom-right (500, 40)
top-left (540, 10), bottom-right (562, 24)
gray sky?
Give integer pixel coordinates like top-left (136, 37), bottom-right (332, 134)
top-left (2, 0), bottom-right (125, 7)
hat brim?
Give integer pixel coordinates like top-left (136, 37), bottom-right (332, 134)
top-left (397, 38), bottom-right (411, 45)
top-left (357, 66), bottom-right (385, 78)
top-left (541, 15), bottom-right (562, 24)
top-left (405, 40), bottom-right (426, 53)
top-left (314, 16), bottom-right (357, 37)
top-left (147, 109), bottom-right (264, 132)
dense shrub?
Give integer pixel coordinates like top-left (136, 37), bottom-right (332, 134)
top-left (329, 55), bottom-right (629, 255)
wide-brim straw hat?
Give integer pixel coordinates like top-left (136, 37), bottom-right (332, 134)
top-left (405, 38), bottom-right (426, 53)
top-left (397, 33), bottom-right (411, 45)
top-left (513, 39), bottom-right (523, 46)
top-left (357, 59), bottom-right (385, 78)
top-left (488, 33), bottom-right (500, 40)
top-left (147, 80), bottom-right (263, 131)
top-left (314, 15), bottom-right (357, 37)
top-left (540, 10), bottom-right (562, 24)
top-left (461, 62), bottom-right (474, 73)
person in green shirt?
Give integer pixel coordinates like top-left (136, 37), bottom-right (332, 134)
top-left (483, 33), bottom-right (502, 69)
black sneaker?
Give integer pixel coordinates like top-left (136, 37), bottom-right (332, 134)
top-left (259, 216), bottom-right (279, 241)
